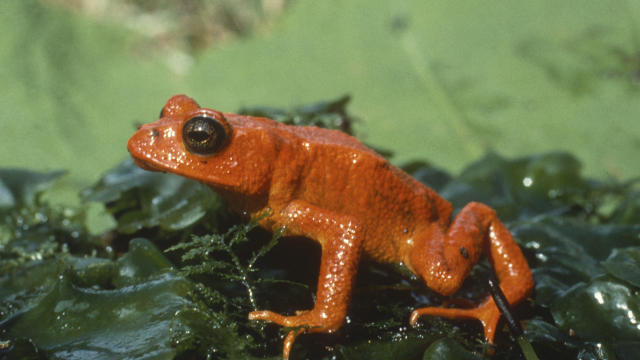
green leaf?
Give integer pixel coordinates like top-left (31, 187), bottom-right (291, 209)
top-left (0, 169), bottom-right (65, 208)
top-left (335, 332), bottom-right (433, 360)
top-left (512, 217), bottom-right (640, 307)
top-left (3, 0), bottom-right (639, 183)
top-left (0, 0), bottom-right (178, 182)
top-left (2, 240), bottom-right (194, 359)
top-left (187, 0), bottom-right (640, 181)
top-left (551, 278), bottom-right (640, 342)
top-left (239, 94), bottom-right (356, 134)
top-left (421, 338), bottom-right (483, 360)
top-left (113, 238), bottom-right (173, 287)
top-left (0, 169), bottom-right (97, 273)
top-left (602, 247), bottom-right (640, 288)
top-left (609, 190), bottom-right (640, 225)
top-left (83, 159), bottom-right (223, 233)
top-left (439, 152), bottom-right (590, 221)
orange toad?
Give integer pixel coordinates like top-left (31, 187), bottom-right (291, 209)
top-left (128, 95), bottom-right (533, 359)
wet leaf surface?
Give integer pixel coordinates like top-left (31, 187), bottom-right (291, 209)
top-left (82, 159), bottom-right (223, 234)
top-left (602, 247), bottom-right (640, 288)
top-left (551, 278), bottom-right (640, 342)
top-left (1, 239), bottom-right (193, 359)
top-left (421, 338), bottom-right (483, 360)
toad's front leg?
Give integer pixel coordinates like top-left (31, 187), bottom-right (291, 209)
top-left (249, 200), bottom-right (364, 359)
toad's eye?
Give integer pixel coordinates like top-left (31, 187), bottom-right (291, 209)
top-left (182, 115), bottom-right (228, 155)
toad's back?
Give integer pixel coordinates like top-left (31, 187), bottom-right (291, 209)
top-left (257, 119), bottom-right (453, 263)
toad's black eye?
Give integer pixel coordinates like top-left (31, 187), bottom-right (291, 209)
top-left (182, 115), bottom-right (228, 155)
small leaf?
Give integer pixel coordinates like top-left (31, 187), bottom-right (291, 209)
top-left (113, 238), bottom-right (173, 287)
top-left (238, 95), bottom-right (356, 134)
top-left (439, 152), bottom-right (589, 221)
top-left (0, 169), bottom-right (66, 208)
top-left (602, 247), bottom-right (640, 288)
top-left (551, 278), bottom-right (640, 342)
top-left (83, 159), bottom-right (222, 233)
top-left (422, 338), bottom-right (482, 360)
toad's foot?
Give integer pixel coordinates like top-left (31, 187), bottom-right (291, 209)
top-left (249, 309), bottom-right (342, 359)
top-left (409, 297), bottom-right (500, 343)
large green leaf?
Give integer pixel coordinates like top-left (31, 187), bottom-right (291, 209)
top-left (1, 0), bottom-right (638, 183)
top-left (0, 0), bottom-right (178, 183)
top-left (187, 0), bottom-right (640, 179)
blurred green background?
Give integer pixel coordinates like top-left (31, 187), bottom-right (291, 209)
top-left (1, 0), bottom-right (639, 184)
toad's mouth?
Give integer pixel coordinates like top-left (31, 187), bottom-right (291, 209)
top-left (131, 157), bottom-right (165, 172)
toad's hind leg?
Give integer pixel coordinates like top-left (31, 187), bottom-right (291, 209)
top-left (408, 202), bottom-right (533, 343)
